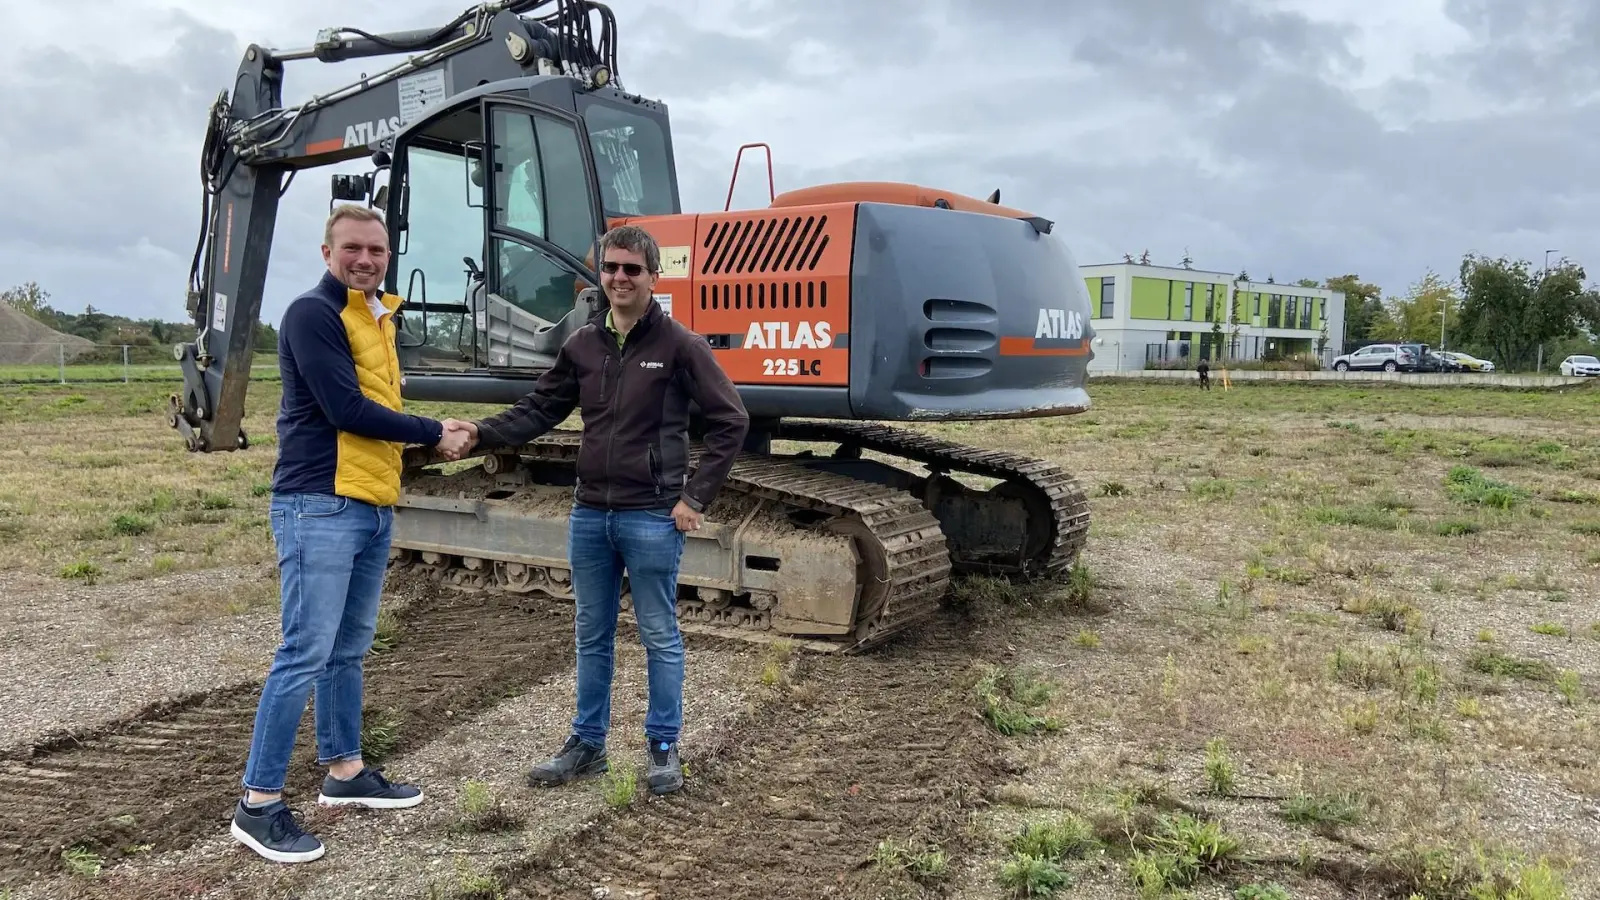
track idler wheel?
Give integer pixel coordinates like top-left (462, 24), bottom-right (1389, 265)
top-left (823, 516), bottom-right (892, 645)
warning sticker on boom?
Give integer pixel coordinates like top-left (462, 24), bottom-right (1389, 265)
top-left (398, 70), bottom-right (447, 125)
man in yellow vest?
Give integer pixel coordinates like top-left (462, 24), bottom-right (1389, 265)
top-left (229, 204), bottom-right (472, 863)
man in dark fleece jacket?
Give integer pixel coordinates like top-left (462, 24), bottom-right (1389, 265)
top-left (229, 205), bottom-right (471, 865)
top-left (445, 224), bottom-right (749, 796)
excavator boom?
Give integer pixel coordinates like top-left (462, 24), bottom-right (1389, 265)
top-left (169, 0), bottom-right (623, 452)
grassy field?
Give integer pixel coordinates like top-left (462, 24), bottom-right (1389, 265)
top-left (1, 377), bottom-right (1597, 899)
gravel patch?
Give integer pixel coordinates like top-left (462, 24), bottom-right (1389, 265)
top-left (16, 636), bottom-right (767, 900)
top-left (0, 565), bottom-right (279, 752)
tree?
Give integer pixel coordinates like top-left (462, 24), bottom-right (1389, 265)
top-left (1, 281), bottom-right (53, 321)
top-left (1456, 254), bottom-right (1598, 371)
top-left (1324, 274), bottom-right (1383, 346)
top-left (1367, 270), bottom-right (1460, 346)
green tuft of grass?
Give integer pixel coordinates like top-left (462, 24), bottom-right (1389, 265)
top-left (1444, 465), bottom-right (1529, 510)
top-left (976, 665), bottom-right (1061, 736)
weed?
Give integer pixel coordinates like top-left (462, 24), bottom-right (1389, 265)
top-left (109, 513), bottom-right (153, 536)
top-left (600, 765), bottom-right (636, 808)
top-left (1007, 812), bottom-right (1096, 861)
top-left (1203, 738), bottom-right (1236, 796)
top-left (1280, 791), bottom-right (1363, 828)
top-left (60, 846), bottom-right (101, 878)
top-left (1554, 671), bottom-right (1583, 706)
top-left (1126, 813), bottom-right (1243, 897)
top-left (1466, 649), bottom-right (1554, 682)
top-left (369, 605), bottom-right (405, 654)
top-left (997, 853), bottom-right (1071, 897)
top-left (976, 665), bottom-right (1061, 736)
top-left (871, 837), bottom-right (949, 883)
top-left (1444, 465), bottom-right (1529, 510)
top-left (456, 779), bottom-right (522, 832)
top-left (1530, 622), bottom-right (1568, 637)
top-left (1073, 628), bottom-right (1100, 649)
top-left (360, 707), bottom-right (402, 763)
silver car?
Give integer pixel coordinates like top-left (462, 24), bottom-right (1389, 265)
top-left (1331, 343), bottom-right (1420, 372)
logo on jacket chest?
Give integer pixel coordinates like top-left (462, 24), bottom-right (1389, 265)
top-left (639, 360), bottom-right (664, 369)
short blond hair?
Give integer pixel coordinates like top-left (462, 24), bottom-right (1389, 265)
top-left (324, 204), bottom-right (386, 247)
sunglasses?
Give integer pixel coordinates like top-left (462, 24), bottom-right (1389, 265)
top-left (600, 261), bottom-right (652, 276)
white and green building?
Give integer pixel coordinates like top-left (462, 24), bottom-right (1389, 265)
top-left (1079, 262), bottom-right (1346, 372)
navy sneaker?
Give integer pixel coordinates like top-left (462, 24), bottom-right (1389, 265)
top-left (316, 766), bottom-right (424, 809)
top-left (646, 740), bottom-right (683, 795)
top-left (230, 799), bottom-right (324, 863)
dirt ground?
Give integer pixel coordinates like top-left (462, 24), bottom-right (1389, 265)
top-left (1, 379), bottom-right (1597, 900)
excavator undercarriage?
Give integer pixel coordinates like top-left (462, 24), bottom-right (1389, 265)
top-left (389, 420), bottom-right (1090, 651)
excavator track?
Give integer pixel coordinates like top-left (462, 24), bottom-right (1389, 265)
top-left (772, 420), bottom-right (1091, 580)
top-left (393, 430), bottom-right (952, 652)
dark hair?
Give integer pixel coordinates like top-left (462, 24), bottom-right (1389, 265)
top-left (597, 224), bottom-right (660, 273)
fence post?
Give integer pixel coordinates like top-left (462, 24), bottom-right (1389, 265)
top-left (59, 343), bottom-right (65, 384)
top-left (123, 344), bottom-right (129, 383)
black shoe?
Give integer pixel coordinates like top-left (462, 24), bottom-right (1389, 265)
top-left (316, 765), bottom-right (424, 809)
top-left (645, 739), bottom-right (683, 795)
top-left (527, 735), bottom-right (608, 786)
top-left (230, 799), bottom-right (325, 863)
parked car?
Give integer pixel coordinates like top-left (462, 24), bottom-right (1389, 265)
top-left (1559, 354), bottom-right (1600, 377)
top-left (1436, 351), bottom-right (1495, 372)
top-left (1330, 343), bottom-right (1421, 372)
top-left (1399, 343), bottom-right (1463, 372)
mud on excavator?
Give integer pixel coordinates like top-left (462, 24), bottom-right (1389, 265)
top-left (169, 0), bottom-right (1097, 652)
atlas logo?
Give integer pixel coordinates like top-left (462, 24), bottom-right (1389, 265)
top-left (1035, 308), bottom-right (1084, 341)
top-left (744, 320), bottom-right (833, 350)
top-left (343, 116), bottom-right (403, 148)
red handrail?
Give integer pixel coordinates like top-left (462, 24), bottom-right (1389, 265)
top-left (724, 142), bottom-right (774, 211)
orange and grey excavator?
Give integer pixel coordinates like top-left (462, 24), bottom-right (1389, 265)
top-left (169, 0), bottom-right (1097, 651)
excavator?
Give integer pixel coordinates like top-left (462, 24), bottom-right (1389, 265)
top-left (168, 0), bottom-right (1097, 651)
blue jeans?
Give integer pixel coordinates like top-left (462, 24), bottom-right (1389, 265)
top-left (567, 504), bottom-right (687, 748)
top-left (242, 492), bottom-right (392, 793)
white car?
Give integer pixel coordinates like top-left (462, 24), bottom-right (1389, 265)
top-left (1560, 354), bottom-right (1600, 377)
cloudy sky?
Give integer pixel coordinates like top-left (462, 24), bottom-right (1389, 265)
top-left (0, 0), bottom-right (1594, 329)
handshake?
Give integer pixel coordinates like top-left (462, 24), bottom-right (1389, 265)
top-left (434, 418), bottom-right (479, 461)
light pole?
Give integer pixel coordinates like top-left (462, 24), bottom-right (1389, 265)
top-left (1540, 250), bottom-right (1556, 372)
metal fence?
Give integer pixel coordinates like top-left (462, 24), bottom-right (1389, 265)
top-left (0, 343), bottom-right (280, 385)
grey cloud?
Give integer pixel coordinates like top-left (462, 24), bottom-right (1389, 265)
top-left (1, 0), bottom-right (1596, 334)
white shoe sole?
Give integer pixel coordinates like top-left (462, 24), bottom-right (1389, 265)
top-left (230, 821), bottom-right (325, 863)
top-left (316, 791), bottom-right (425, 809)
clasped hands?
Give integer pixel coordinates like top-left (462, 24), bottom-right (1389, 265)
top-left (435, 419), bottom-right (478, 461)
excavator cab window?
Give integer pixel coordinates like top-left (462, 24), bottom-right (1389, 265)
top-left (391, 139), bottom-right (485, 370)
top-left (486, 105), bottom-right (599, 329)
top-left (577, 99), bottom-right (675, 218)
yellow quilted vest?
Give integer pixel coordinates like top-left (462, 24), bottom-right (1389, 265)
top-left (334, 287), bottom-right (406, 506)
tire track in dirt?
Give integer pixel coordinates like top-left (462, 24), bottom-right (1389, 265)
top-left (0, 579), bottom-right (576, 887)
top-left (500, 617), bottom-right (1012, 900)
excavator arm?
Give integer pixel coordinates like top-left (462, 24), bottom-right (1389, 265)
top-left (168, 0), bottom-right (619, 452)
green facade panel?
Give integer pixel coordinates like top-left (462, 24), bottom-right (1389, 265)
top-left (1130, 277), bottom-right (1169, 319)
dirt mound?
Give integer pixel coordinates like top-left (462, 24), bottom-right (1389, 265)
top-left (0, 304), bottom-right (93, 365)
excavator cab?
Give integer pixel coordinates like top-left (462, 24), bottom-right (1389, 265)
top-left (363, 76), bottom-right (678, 395)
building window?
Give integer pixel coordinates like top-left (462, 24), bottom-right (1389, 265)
top-left (1205, 284), bottom-right (1215, 320)
top-left (1287, 296), bottom-right (1298, 328)
top-left (1100, 276), bottom-right (1115, 318)
top-left (1184, 283), bottom-right (1194, 320)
